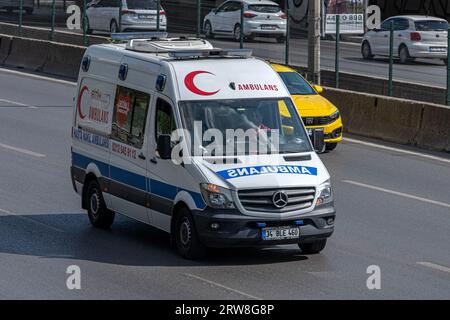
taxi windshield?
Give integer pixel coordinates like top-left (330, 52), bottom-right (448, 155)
top-left (178, 98), bottom-right (312, 156)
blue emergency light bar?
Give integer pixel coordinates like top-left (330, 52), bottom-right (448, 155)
top-left (111, 32), bottom-right (169, 41)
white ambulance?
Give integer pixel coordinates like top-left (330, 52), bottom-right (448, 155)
top-left (70, 34), bottom-right (335, 259)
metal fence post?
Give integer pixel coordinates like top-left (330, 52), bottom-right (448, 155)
top-left (83, 0), bottom-right (87, 46)
top-left (118, 0), bottom-right (123, 32)
top-left (388, 21), bottom-right (394, 96)
top-left (240, 4), bottom-right (244, 49)
top-left (335, 15), bottom-right (340, 88)
top-left (197, 0), bottom-right (201, 38)
top-left (51, 0), bottom-right (56, 40)
top-left (157, 0), bottom-right (161, 31)
top-left (446, 27), bottom-right (450, 106)
top-left (285, 8), bottom-right (290, 65)
top-left (19, 0), bottom-right (23, 36)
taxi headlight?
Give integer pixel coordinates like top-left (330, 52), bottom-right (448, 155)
top-left (200, 183), bottom-right (235, 209)
top-left (329, 111), bottom-right (340, 121)
top-left (315, 180), bottom-right (333, 207)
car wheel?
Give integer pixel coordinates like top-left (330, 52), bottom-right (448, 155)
top-left (276, 36), bottom-right (285, 44)
top-left (361, 41), bottom-right (374, 60)
top-left (444, 59), bottom-right (448, 66)
top-left (86, 180), bottom-right (115, 229)
top-left (298, 239), bottom-right (327, 254)
top-left (204, 21), bottom-right (214, 39)
top-left (234, 24), bottom-right (242, 42)
top-left (399, 45), bottom-right (411, 64)
top-left (174, 207), bottom-right (207, 260)
top-left (110, 20), bottom-right (119, 34)
top-left (325, 143), bottom-right (338, 152)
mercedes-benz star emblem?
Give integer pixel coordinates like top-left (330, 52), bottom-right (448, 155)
top-left (272, 191), bottom-right (289, 208)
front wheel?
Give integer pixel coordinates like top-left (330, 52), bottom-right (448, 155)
top-left (361, 41), bottom-right (374, 60)
top-left (174, 208), bottom-right (207, 260)
top-left (86, 180), bottom-right (115, 229)
top-left (299, 239), bottom-right (327, 254)
top-left (325, 143), bottom-right (338, 152)
top-left (204, 21), bottom-right (214, 39)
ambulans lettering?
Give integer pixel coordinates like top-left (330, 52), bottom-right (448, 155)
top-left (184, 71), bottom-right (220, 96)
top-left (217, 165), bottom-right (318, 180)
top-left (77, 85), bottom-right (111, 124)
top-left (237, 84), bottom-right (278, 91)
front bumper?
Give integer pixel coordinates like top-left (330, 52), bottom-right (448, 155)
top-left (306, 117), bottom-right (344, 144)
top-left (192, 205), bottom-right (335, 248)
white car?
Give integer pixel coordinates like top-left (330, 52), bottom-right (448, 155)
top-left (0, 0), bottom-right (34, 14)
top-left (86, 0), bottom-right (167, 34)
top-left (362, 15), bottom-right (448, 64)
top-left (203, 0), bottom-right (287, 42)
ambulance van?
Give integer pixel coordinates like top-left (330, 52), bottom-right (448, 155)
top-left (70, 34), bottom-right (336, 259)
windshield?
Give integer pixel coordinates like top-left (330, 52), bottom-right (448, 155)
top-left (126, 0), bottom-right (157, 10)
top-left (415, 20), bottom-right (448, 31)
top-left (248, 5), bottom-right (281, 13)
top-left (179, 98), bottom-right (312, 156)
top-left (278, 72), bottom-right (317, 95)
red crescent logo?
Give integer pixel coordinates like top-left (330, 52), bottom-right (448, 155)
top-left (77, 85), bottom-right (89, 120)
top-left (184, 71), bottom-right (220, 96)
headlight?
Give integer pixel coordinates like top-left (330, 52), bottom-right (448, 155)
top-left (200, 183), bottom-right (235, 209)
top-left (316, 180), bottom-right (333, 207)
top-left (329, 111), bottom-right (340, 121)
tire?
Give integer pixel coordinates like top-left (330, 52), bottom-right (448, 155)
top-left (325, 143), bottom-right (338, 152)
top-left (86, 180), bottom-right (115, 229)
top-left (233, 24), bottom-right (242, 42)
top-left (174, 207), bottom-right (207, 260)
top-left (361, 41), bottom-right (374, 60)
top-left (110, 20), bottom-right (119, 34)
top-left (276, 36), bottom-right (285, 44)
top-left (399, 45), bottom-right (410, 64)
top-left (204, 21), bottom-right (214, 39)
top-left (299, 239), bottom-right (327, 254)
top-left (444, 59), bottom-right (448, 66)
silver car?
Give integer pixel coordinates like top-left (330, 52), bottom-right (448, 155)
top-left (362, 15), bottom-right (448, 64)
top-left (0, 0), bottom-right (34, 14)
top-left (86, 0), bottom-right (167, 34)
top-left (203, 0), bottom-right (287, 42)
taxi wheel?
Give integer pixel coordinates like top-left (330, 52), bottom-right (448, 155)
top-left (174, 208), bottom-right (207, 260)
top-left (325, 143), bottom-right (338, 152)
top-left (86, 180), bottom-right (115, 229)
top-left (299, 239), bottom-right (327, 254)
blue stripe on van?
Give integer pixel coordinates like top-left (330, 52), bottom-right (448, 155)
top-left (71, 152), bottom-right (206, 209)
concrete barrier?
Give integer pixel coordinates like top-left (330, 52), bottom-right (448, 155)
top-left (323, 87), bottom-right (450, 153)
top-left (43, 41), bottom-right (85, 78)
top-left (0, 34), bottom-right (12, 64)
top-left (5, 36), bottom-right (50, 71)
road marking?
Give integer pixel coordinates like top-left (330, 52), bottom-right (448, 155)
top-left (183, 273), bottom-right (262, 300)
top-left (0, 67), bottom-right (76, 86)
top-left (344, 137), bottom-right (450, 165)
top-left (0, 98), bottom-right (37, 109)
top-left (0, 208), bottom-right (65, 233)
top-left (343, 180), bottom-right (450, 209)
top-left (0, 142), bottom-right (46, 158)
top-left (417, 262), bottom-right (450, 274)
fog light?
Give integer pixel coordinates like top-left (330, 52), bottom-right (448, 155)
top-left (210, 222), bottom-right (220, 230)
top-left (326, 217), bottom-right (335, 226)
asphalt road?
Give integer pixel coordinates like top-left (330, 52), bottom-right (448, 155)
top-left (0, 68), bottom-right (449, 299)
top-left (0, 10), bottom-right (447, 88)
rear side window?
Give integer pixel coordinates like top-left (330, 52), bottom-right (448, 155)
top-left (394, 18), bottom-right (410, 31)
top-left (415, 20), bottom-right (448, 31)
top-left (248, 5), bottom-right (281, 13)
top-left (112, 86), bottom-right (150, 149)
top-left (126, 0), bottom-right (157, 10)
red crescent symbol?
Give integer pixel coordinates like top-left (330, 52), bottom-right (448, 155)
top-left (77, 85), bottom-right (89, 120)
top-left (184, 71), bottom-right (220, 96)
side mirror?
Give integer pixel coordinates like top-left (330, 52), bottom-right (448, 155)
top-left (157, 134), bottom-right (172, 160)
top-left (310, 129), bottom-right (325, 153)
top-left (313, 85), bottom-right (324, 94)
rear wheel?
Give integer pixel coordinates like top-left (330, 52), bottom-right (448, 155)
top-left (299, 239), bottom-right (327, 254)
top-left (325, 143), bottom-right (338, 152)
top-left (86, 180), bottom-right (115, 229)
top-left (399, 45), bottom-right (411, 64)
top-left (174, 208), bottom-right (207, 260)
top-left (361, 41), bottom-right (374, 60)
top-left (204, 21), bottom-right (214, 38)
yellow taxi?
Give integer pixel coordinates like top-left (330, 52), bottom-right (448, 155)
top-left (272, 63), bottom-right (343, 151)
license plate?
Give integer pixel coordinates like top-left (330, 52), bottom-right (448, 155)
top-left (261, 25), bottom-right (276, 30)
top-left (429, 47), bottom-right (446, 52)
top-left (139, 15), bottom-right (154, 19)
top-left (262, 227), bottom-right (300, 241)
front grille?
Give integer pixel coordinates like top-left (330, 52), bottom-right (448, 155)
top-left (238, 187), bottom-right (316, 213)
top-left (302, 116), bottom-right (335, 126)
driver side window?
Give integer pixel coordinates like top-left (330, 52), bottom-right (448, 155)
top-left (155, 98), bottom-right (177, 141)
